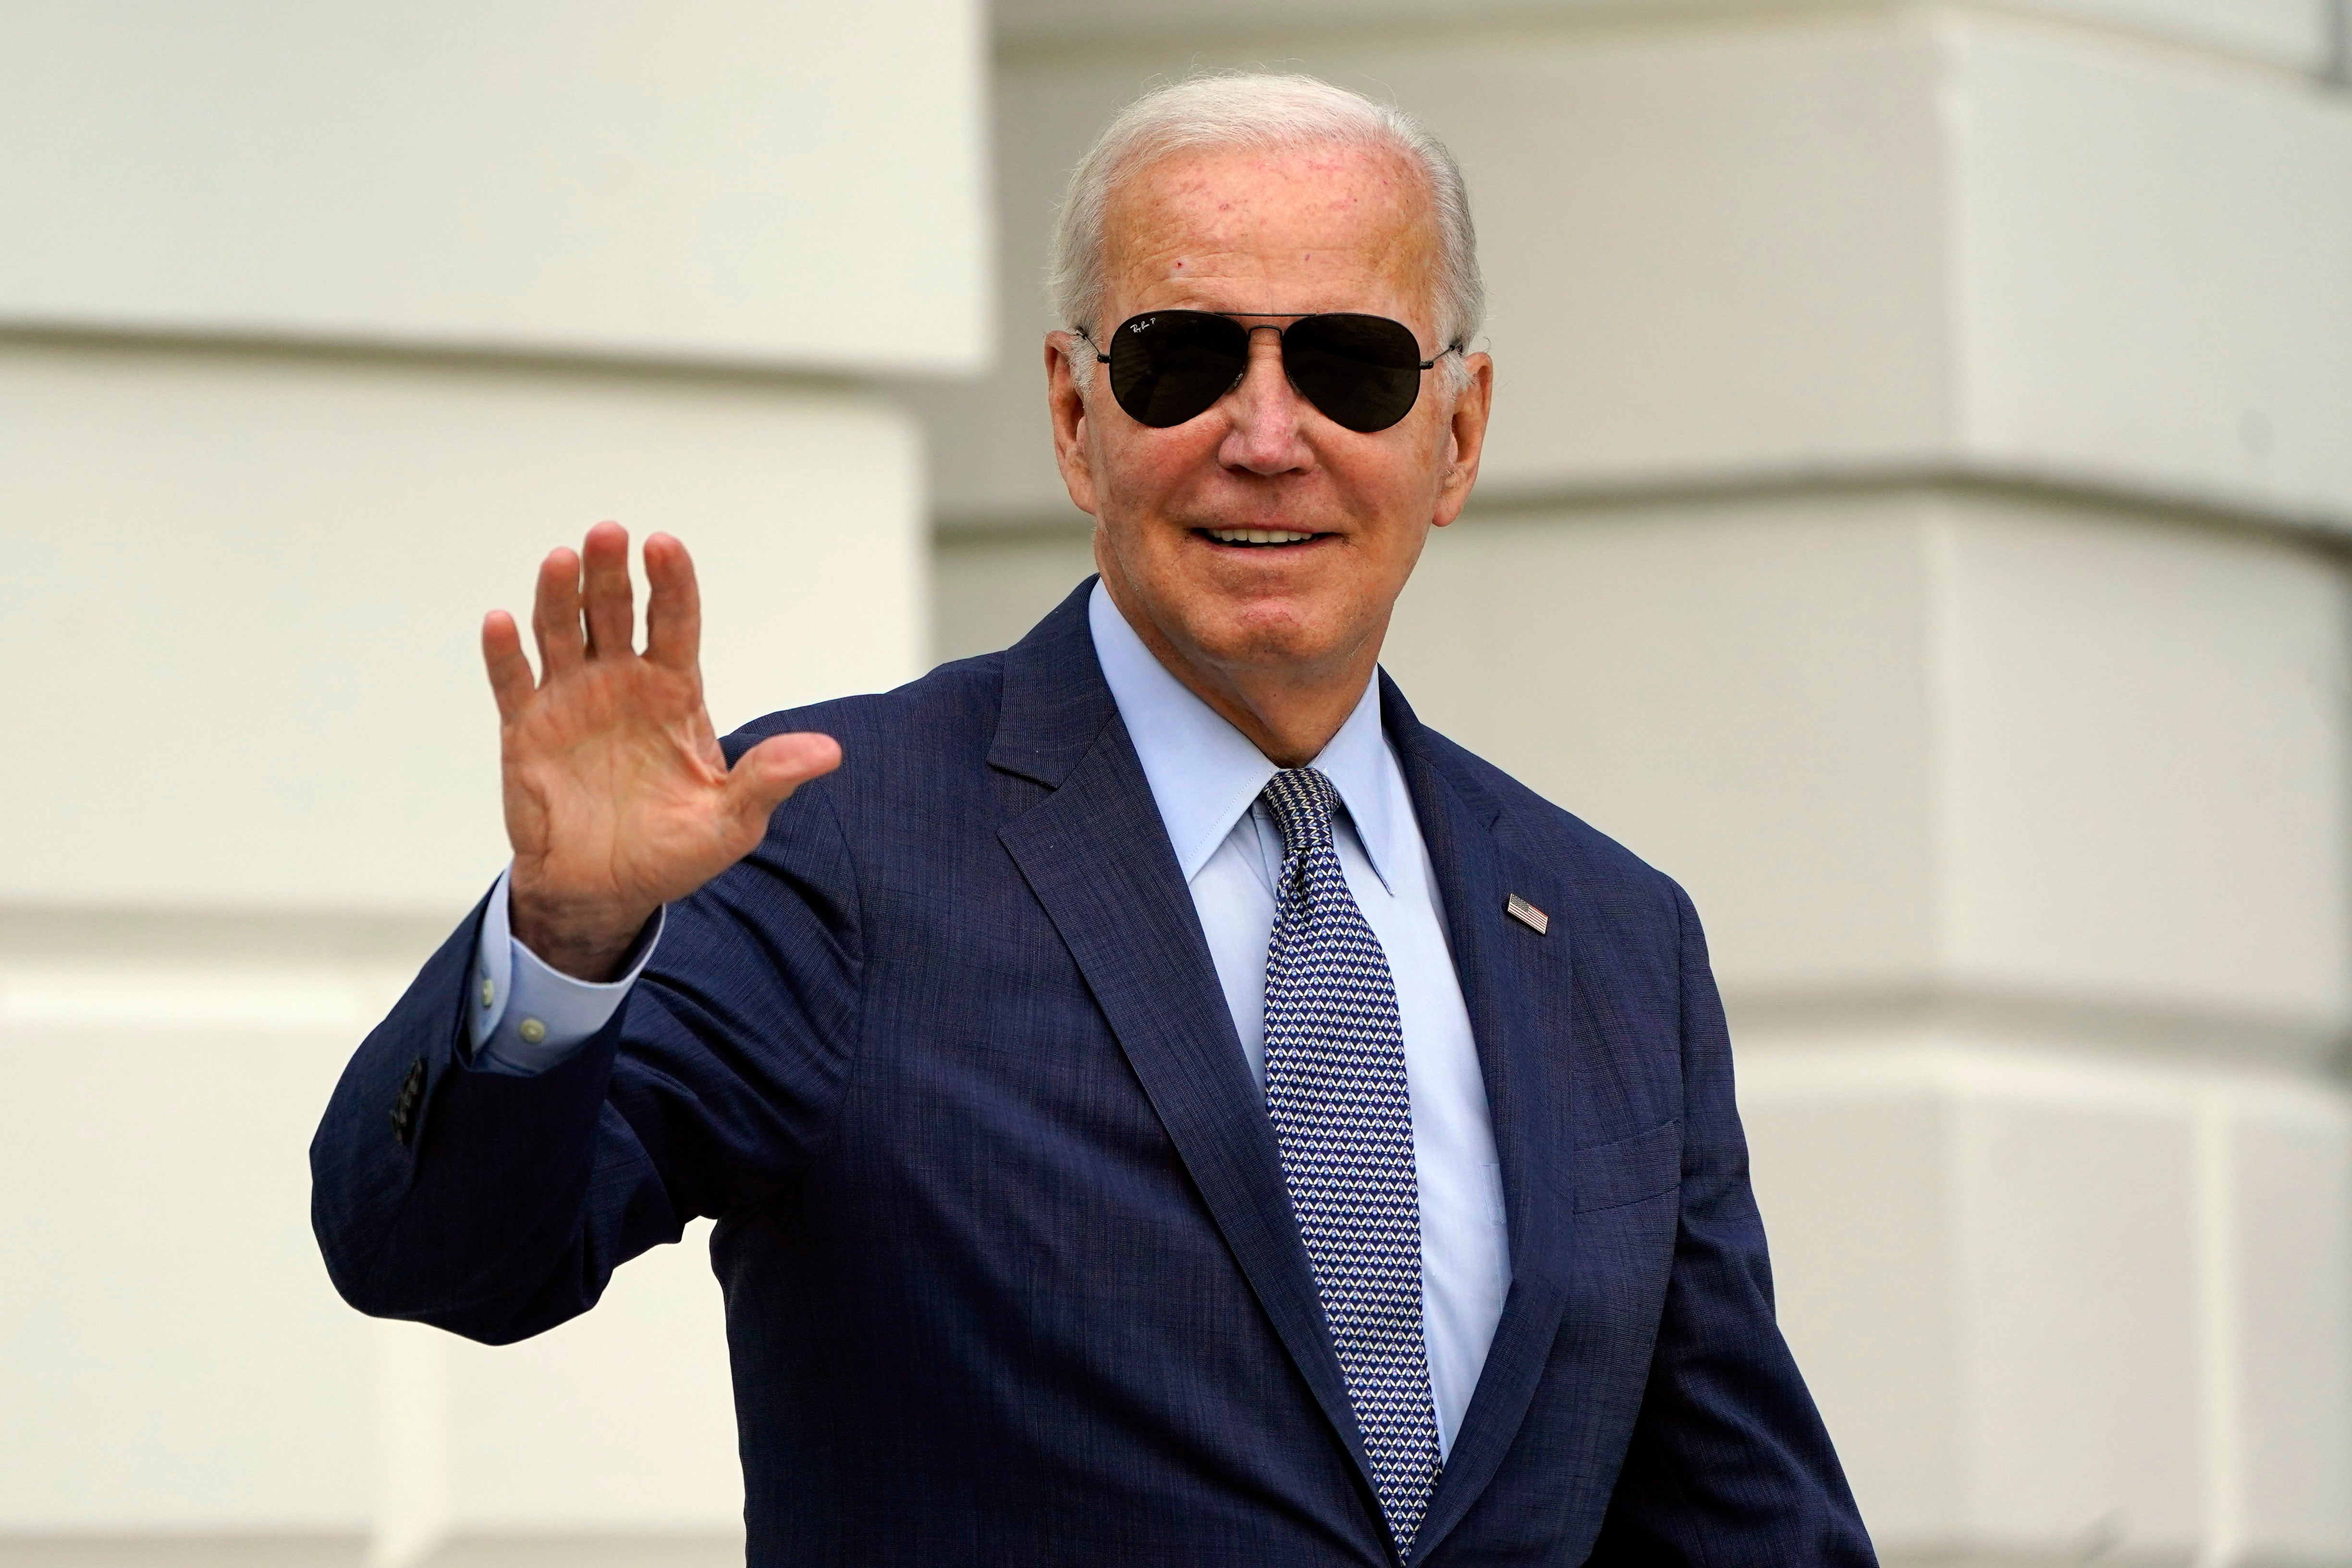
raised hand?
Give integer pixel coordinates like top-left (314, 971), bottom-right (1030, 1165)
top-left (481, 522), bottom-right (841, 980)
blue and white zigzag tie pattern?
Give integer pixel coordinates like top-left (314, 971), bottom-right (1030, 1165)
top-left (1259, 766), bottom-right (1442, 1556)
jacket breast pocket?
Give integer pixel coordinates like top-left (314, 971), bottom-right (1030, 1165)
top-left (1570, 1118), bottom-right (1683, 1213)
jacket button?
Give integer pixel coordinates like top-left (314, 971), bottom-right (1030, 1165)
top-left (390, 1058), bottom-right (428, 1145)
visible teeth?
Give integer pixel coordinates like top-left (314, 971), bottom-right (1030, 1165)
top-left (1205, 528), bottom-right (1315, 545)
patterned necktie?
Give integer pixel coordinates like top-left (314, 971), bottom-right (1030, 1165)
top-left (1259, 766), bottom-right (1443, 1556)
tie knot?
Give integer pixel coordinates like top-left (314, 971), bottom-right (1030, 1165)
top-left (1261, 767), bottom-right (1339, 855)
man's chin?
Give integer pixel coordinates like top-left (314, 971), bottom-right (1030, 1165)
top-left (1176, 602), bottom-right (1355, 678)
top-left (1105, 554), bottom-right (1366, 681)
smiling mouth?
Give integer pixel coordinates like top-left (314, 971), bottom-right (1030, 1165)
top-left (1195, 527), bottom-right (1329, 548)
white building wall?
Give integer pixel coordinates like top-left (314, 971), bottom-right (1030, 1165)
top-left (0, 4), bottom-right (984, 1563)
top-left (924, 3), bottom-right (2352, 1564)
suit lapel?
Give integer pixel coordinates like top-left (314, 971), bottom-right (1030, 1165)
top-left (1382, 678), bottom-right (1578, 1567)
top-left (990, 584), bottom-right (1385, 1515)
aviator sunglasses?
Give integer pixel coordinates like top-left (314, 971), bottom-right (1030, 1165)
top-left (1078, 310), bottom-right (1461, 434)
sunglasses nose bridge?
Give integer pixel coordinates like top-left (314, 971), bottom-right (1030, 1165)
top-left (1216, 330), bottom-right (1314, 472)
top-left (1230, 325), bottom-right (1303, 410)
top-left (1230, 321), bottom-right (1288, 383)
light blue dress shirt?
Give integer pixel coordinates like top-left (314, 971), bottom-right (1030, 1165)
top-left (469, 580), bottom-right (1510, 1456)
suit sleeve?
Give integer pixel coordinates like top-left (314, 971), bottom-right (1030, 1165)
top-left (1584, 882), bottom-right (1878, 1566)
top-left (308, 779), bottom-right (862, 1346)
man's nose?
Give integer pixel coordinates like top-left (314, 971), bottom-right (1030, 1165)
top-left (1217, 328), bottom-right (1311, 475)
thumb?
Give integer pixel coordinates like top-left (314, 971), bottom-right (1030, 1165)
top-left (723, 731), bottom-right (843, 828)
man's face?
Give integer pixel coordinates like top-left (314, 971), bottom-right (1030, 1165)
top-left (1048, 141), bottom-right (1493, 694)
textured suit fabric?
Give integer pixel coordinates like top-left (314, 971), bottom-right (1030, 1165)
top-left (311, 579), bottom-right (1876, 1567)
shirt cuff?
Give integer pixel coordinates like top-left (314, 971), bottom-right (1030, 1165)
top-left (467, 864), bottom-right (665, 1076)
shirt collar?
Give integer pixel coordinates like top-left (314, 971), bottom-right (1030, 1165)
top-left (1087, 579), bottom-right (1403, 891)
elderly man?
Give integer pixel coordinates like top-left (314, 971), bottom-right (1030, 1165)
top-left (313, 73), bottom-right (1873, 1567)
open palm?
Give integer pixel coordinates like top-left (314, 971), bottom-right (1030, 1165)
top-left (482, 522), bottom-right (839, 980)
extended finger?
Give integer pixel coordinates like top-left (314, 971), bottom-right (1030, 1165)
top-left (724, 732), bottom-right (843, 831)
top-left (532, 546), bottom-right (586, 677)
top-left (481, 610), bottom-right (535, 721)
top-left (643, 532), bottom-right (702, 673)
top-left (580, 520), bottom-right (635, 659)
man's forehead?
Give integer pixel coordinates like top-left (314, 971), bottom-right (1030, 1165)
top-left (1101, 141), bottom-right (1439, 309)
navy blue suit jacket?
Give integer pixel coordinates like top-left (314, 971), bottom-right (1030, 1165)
top-left (312, 581), bottom-right (1873, 1566)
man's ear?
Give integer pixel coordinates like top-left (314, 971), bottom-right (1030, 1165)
top-left (1430, 351), bottom-right (1493, 530)
top-left (1045, 332), bottom-right (1101, 518)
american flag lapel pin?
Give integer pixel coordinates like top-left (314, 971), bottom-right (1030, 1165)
top-left (1505, 893), bottom-right (1549, 935)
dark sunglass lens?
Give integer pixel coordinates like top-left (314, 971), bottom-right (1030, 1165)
top-left (1283, 314), bottom-right (1426, 432)
top-left (1107, 312), bottom-right (1250, 427)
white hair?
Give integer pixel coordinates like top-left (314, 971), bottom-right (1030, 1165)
top-left (1048, 72), bottom-right (1485, 393)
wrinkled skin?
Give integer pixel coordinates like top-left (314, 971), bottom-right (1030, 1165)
top-left (1047, 139), bottom-right (1493, 765)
